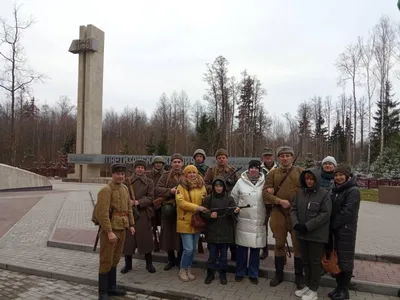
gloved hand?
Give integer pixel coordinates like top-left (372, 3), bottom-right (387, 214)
top-left (294, 223), bottom-right (308, 233)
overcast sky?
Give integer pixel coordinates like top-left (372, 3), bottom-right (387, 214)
top-left (1, 0), bottom-right (399, 119)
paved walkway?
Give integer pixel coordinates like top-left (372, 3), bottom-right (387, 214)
top-left (0, 269), bottom-right (154, 300)
top-left (0, 181), bottom-right (399, 300)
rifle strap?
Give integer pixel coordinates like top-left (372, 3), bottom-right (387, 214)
top-left (128, 181), bottom-right (136, 200)
top-left (274, 166), bottom-right (295, 196)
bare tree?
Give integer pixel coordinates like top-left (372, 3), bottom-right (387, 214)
top-left (335, 42), bottom-right (361, 163)
top-left (358, 34), bottom-right (377, 171)
top-left (357, 96), bottom-right (368, 159)
top-left (0, 4), bottom-right (44, 165)
top-left (373, 16), bottom-right (396, 156)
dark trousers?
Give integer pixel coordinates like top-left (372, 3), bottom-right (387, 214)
top-left (207, 243), bottom-right (228, 271)
top-left (298, 239), bottom-right (325, 291)
top-left (236, 245), bottom-right (261, 278)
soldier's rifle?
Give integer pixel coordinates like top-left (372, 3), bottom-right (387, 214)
top-left (224, 166), bottom-right (243, 186)
top-left (210, 204), bottom-right (250, 216)
top-left (272, 150), bottom-right (301, 260)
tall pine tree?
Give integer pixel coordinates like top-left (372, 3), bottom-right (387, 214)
top-left (371, 80), bottom-right (400, 161)
top-left (329, 122), bottom-right (346, 163)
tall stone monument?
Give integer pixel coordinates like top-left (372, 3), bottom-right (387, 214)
top-left (67, 25), bottom-right (104, 182)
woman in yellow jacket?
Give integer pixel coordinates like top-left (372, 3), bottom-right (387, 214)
top-left (176, 165), bottom-right (209, 282)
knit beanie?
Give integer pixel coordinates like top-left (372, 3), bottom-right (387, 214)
top-left (171, 153), bottom-right (184, 162)
top-left (183, 165), bottom-right (198, 176)
top-left (248, 159), bottom-right (261, 170)
top-left (322, 156), bottom-right (337, 167)
top-left (215, 148), bottom-right (229, 158)
top-left (334, 164), bottom-right (352, 179)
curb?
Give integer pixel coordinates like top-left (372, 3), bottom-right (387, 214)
top-left (47, 238), bottom-right (400, 264)
top-left (0, 185), bottom-right (52, 192)
top-left (0, 263), bottom-right (211, 300)
top-left (45, 242), bottom-right (400, 297)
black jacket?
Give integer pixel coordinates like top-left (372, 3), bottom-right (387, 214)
top-left (291, 168), bottom-right (332, 244)
top-left (201, 177), bottom-right (237, 244)
top-left (330, 177), bottom-right (360, 272)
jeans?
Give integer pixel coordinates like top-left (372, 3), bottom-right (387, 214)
top-left (298, 239), bottom-right (325, 291)
top-left (207, 243), bottom-right (228, 271)
top-left (180, 232), bottom-right (200, 269)
top-left (236, 245), bottom-right (261, 278)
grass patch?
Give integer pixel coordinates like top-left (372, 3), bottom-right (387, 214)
top-left (360, 189), bottom-right (378, 202)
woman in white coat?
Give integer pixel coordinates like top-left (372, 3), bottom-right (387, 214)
top-left (231, 160), bottom-right (266, 285)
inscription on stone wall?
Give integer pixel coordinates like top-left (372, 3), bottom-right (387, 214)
top-left (68, 154), bottom-right (258, 172)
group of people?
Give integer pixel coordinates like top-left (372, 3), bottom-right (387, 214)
top-left (94, 146), bottom-right (361, 300)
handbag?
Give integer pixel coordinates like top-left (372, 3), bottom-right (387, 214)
top-left (187, 190), bottom-right (206, 231)
top-left (128, 183), bottom-right (140, 222)
top-left (321, 235), bottom-right (341, 274)
top-left (191, 213), bottom-right (206, 231)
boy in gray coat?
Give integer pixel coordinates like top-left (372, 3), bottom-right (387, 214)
top-left (291, 168), bottom-right (332, 300)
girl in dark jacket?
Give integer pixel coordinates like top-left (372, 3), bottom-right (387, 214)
top-left (329, 165), bottom-right (361, 300)
top-left (201, 176), bottom-right (239, 285)
top-left (291, 168), bottom-right (332, 300)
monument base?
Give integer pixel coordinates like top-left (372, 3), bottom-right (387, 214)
top-left (378, 186), bottom-right (400, 205)
top-left (67, 164), bottom-right (101, 182)
top-left (63, 176), bottom-right (111, 184)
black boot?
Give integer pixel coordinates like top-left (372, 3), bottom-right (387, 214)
top-left (108, 267), bottom-right (126, 296)
top-left (164, 251), bottom-right (176, 271)
top-left (269, 256), bottom-right (284, 287)
top-left (332, 272), bottom-right (351, 300)
top-left (219, 270), bottom-right (227, 285)
top-left (204, 269), bottom-right (215, 284)
top-left (145, 253), bottom-right (156, 273)
top-left (294, 257), bottom-right (305, 290)
top-left (328, 273), bottom-right (340, 298)
top-left (120, 255), bottom-right (132, 274)
top-left (98, 273), bottom-right (109, 300)
top-left (260, 245), bottom-right (269, 260)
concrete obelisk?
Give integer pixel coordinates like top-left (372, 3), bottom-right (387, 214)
top-left (67, 25), bottom-right (104, 182)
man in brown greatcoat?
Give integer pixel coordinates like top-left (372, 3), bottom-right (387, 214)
top-left (146, 156), bottom-right (166, 252)
top-left (204, 148), bottom-right (239, 261)
top-left (262, 146), bottom-right (304, 289)
top-left (260, 147), bottom-right (278, 260)
top-left (121, 159), bottom-right (156, 274)
top-left (154, 153), bottom-right (183, 271)
top-left (95, 163), bottom-right (135, 300)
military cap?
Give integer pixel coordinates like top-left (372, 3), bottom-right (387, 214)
top-left (134, 159), bottom-right (147, 169)
top-left (276, 146), bottom-right (294, 157)
top-left (193, 149), bottom-right (206, 159)
top-left (152, 156), bottom-right (165, 164)
top-left (171, 153), bottom-right (184, 162)
top-left (111, 163), bottom-right (126, 173)
top-left (262, 147), bottom-right (274, 156)
top-left (215, 148), bottom-right (228, 158)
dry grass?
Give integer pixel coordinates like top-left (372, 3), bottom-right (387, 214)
top-left (360, 189), bottom-right (378, 202)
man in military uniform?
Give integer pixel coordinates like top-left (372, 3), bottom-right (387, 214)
top-left (121, 159), bottom-right (155, 274)
top-left (204, 148), bottom-right (239, 194)
top-left (204, 148), bottom-right (239, 261)
top-left (193, 149), bottom-right (209, 177)
top-left (146, 156), bottom-right (166, 252)
top-left (192, 149), bottom-right (209, 254)
top-left (154, 153), bottom-right (184, 270)
top-left (260, 147), bottom-right (278, 260)
top-left (95, 164), bottom-right (135, 300)
top-left (262, 146), bottom-right (304, 288)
